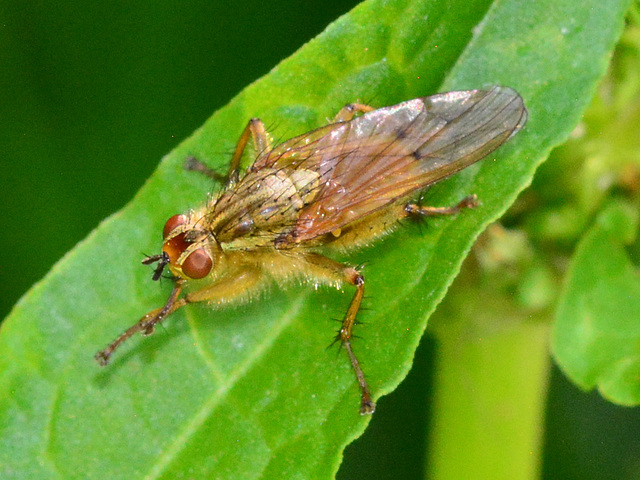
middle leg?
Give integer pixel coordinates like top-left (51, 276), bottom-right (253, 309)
top-left (302, 252), bottom-right (375, 415)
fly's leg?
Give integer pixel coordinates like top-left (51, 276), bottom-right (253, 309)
top-left (225, 118), bottom-right (270, 183)
top-left (184, 156), bottom-right (227, 184)
top-left (95, 267), bottom-right (262, 366)
top-left (340, 272), bottom-right (374, 414)
top-left (303, 253), bottom-right (375, 415)
top-left (187, 104), bottom-right (372, 183)
top-left (333, 103), bottom-right (375, 122)
top-left (185, 118), bottom-right (271, 186)
top-left (404, 194), bottom-right (478, 217)
top-left (95, 279), bottom-right (187, 365)
top-left (181, 266), bottom-right (261, 303)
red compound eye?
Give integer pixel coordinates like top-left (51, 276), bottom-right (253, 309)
top-left (163, 214), bottom-right (187, 239)
top-left (181, 248), bottom-right (213, 279)
top-left (162, 233), bottom-right (188, 265)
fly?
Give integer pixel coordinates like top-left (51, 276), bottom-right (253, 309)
top-left (95, 86), bottom-right (528, 415)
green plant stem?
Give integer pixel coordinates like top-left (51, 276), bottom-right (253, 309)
top-left (427, 286), bottom-right (551, 480)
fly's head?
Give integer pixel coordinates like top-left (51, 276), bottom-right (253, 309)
top-left (144, 212), bottom-right (219, 281)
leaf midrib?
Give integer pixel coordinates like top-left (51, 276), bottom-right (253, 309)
top-left (142, 296), bottom-right (306, 479)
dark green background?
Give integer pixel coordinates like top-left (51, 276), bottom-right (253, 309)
top-left (2, 2), bottom-right (639, 479)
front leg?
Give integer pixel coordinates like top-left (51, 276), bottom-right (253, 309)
top-left (95, 278), bottom-right (187, 365)
top-left (95, 266), bottom-right (263, 365)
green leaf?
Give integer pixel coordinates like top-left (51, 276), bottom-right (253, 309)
top-left (0, 0), bottom-right (631, 479)
top-left (553, 202), bottom-right (640, 405)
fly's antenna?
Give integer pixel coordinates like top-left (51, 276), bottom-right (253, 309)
top-left (142, 252), bottom-right (170, 281)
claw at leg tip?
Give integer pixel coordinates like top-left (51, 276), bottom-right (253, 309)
top-left (360, 401), bottom-right (376, 415)
top-left (360, 394), bottom-right (376, 415)
top-left (94, 351), bottom-right (110, 367)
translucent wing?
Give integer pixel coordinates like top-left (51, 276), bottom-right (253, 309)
top-left (252, 86), bottom-right (528, 244)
